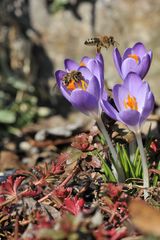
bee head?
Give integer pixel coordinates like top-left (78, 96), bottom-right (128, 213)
top-left (62, 74), bottom-right (70, 85)
top-left (109, 36), bottom-right (114, 44)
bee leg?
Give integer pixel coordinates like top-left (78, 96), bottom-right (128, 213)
top-left (96, 46), bottom-right (101, 53)
top-left (114, 41), bottom-right (119, 48)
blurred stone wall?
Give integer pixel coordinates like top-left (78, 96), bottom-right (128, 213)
top-left (30, 0), bottom-right (160, 102)
top-left (1, 0), bottom-right (160, 103)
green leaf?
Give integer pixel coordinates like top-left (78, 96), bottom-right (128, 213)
top-left (96, 151), bottom-right (117, 182)
top-left (0, 110), bottom-right (16, 124)
top-left (133, 147), bottom-right (140, 166)
top-left (122, 146), bottom-right (136, 178)
top-left (116, 143), bottom-right (135, 179)
top-left (135, 156), bottom-right (142, 178)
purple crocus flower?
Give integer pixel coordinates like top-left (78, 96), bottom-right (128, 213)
top-left (101, 73), bottom-right (154, 133)
top-left (113, 42), bottom-right (152, 79)
top-left (80, 54), bottom-right (104, 92)
top-left (55, 54), bottom-right (104, 117)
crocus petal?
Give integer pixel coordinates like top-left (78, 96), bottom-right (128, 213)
top-left (86, 59), bottom-right (102, 81)
top-left (135, 81), bottom-right (150, 112)
top-left (140, 91), bottom-right (155, 125)
top-left (121, 58), bottom-right (142, 79)
top-left (80, 56), bottom-right (90, 65)
top-left (70, 89), bottom-right (99, 115)
top-left (81, 53), bottom-right (104, 69)
top-left (122, 47), bottom-right (132, 60)
top-left (113, 48), bottom-right (122, 78)
top-left (87, 76), bottom-right (101, 100)
top-left (59, 84), bottom-right (72, 102)
top-left (96, 53), bottom-right (104, 70)
top-left (139, 54), bottom-right (151, 79)
top-left (113, 84), bottom-right (129, 112)
top-left (101, 89), bottom-right (108, 101)
top-left (78, 66), bottom-right (93, 80)
top-left (132, 42), bottom-right (148, 58)
top-left (55, 70), bottom-right (66, 88)
top-left (97, 60), bottom-right (104, 88)
top-left (64, 59), bottom-right (79, 71)
top-left (123, 73), bottom-right (143, 95)
top-left (96, 53), bottom-right (104, 85)
top-left (148, 50), bottom-right (152, 60)
top-left (101, 100), bottom-right (120, 122)
top-left (119, 110), bottom-right (140, 129)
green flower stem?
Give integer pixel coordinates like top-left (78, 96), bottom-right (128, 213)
top-left (96, 117), bottom-right (125, 182)
top-left (135, 132), bottom-right (149, 199)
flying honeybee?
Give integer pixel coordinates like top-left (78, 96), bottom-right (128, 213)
top-left (84, 35), bottom-right (119, 53)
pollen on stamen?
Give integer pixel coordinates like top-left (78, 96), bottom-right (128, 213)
top-left (81, 80), bottom-right (88, 90)
top-left (67, 80), bottom-right (76, 91)
top-left (124, 94), bottom-right (138, 111)
top-left (79, 61), bottom-right (86, 67)
top-left (78, 80), bottom-right (88, 90)
top-left (128, 54), bottom-right (139, 63)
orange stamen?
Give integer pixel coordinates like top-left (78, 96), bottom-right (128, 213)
top-left (77, 80), bottom-right (88, 90)
top-left (66, 79), bottom-right (88, 91)
top-left (67, 80), bottom-right (76, 90)
top-left (81, 80), bottom-right (88, 90)
top-left (124, 94), bottom-right (138, 110)
top-left (128, 54), bottom-right (139, 63)
top-left (79, 61), bottom-right (86, 67)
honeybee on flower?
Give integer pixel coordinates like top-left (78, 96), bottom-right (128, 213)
top-left (62, 70), bottom-right (87, 91)
top-left (55, 53), bottom-right (104, 117)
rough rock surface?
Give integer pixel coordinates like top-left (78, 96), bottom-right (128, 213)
top-left (29, 0), bottom-right (160, 102)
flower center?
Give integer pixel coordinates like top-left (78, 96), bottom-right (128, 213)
top-left (79, 61), bottom-right (86, 67)
top-left (62, 70), bottom-right (88, 91)
top-left (128, 54), bottom-right (139, 63)
top-left (124, 94), bottom-right (138, 110)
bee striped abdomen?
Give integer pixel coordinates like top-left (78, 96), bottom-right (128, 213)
top-left (84, 38), bottom-right (101, 46)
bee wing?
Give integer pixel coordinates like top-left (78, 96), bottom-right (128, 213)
top-left (52, 82), bottom-right (61, 95)
top-left (114, 41), bottom-right (119, 47)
